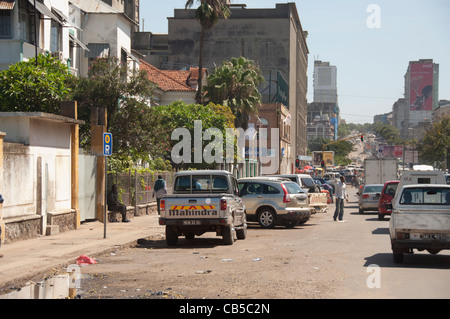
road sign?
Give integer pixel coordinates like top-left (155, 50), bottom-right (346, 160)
top-left (103, 133), bottom-right (112, 156)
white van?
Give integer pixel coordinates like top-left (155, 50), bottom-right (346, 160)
top-left (397, 170), bottom-right (446, 190)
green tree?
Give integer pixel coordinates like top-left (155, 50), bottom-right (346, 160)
top-left (418, 116), bottom-right (450, 169)
top-left (0, 53), bottom-right (73, 113)
top-left (204, 57), bottom-right (264, 130)
top-left (185, 0), bottom-right (231, 104)
top-left (70, 56), bottom-right (166, 162)
top-left (154, 101), bottom-right (235, 169)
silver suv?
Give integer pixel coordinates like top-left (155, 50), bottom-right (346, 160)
top-left (237, 177), bottom-right (311, 228)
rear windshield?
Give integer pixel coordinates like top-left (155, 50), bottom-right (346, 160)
top-left (284, 182), bottom-right (306, 194)
top-left (384, 183), bottom-right (398, 196)
top-left (174, 175), bottom-right (228, 192)
top-left (364, 185), bottom-right (383, 193)
top-left (301, 177), bottom-right (315, 187)
top-left (400, 187), bottom-right (450, 205)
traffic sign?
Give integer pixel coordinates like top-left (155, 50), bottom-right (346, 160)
top-left (103, 133), bottom-right (112, 156)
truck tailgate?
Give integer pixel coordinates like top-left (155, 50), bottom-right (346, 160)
top-left (391, 208), bottom-right (450, 232)
top-left (162, 194), bottom-right (225, 219)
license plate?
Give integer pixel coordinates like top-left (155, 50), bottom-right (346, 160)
top-left (183, 220), bottom-right (201, 225)
top-left (423, 233), bottom-right (448, 240)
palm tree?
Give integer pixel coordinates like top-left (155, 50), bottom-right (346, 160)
top-left (185, 0), bottom-right (231, 104)
top-left (204, 57), bottom-right (265, 130)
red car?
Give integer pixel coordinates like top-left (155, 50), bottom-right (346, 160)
top-left (377, 180), bottom-right (399, 220)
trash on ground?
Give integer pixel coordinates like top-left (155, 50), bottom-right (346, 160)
top-left (76, 255), bottom-right (98, 266)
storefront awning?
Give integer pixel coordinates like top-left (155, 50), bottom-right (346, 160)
top-left (69, 34), bottom-right (89, 51)
top-left (27, 0), bottom-right (63, 24)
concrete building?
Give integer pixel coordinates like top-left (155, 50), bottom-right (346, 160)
top-left (306, 113), bottom-right (334, 141)
top-left (248, 103), bottom-right (292, 175)
top-left (133, 32), bottom-right (169, 69)
top-left (167, 3), bottom-right (309, 172)
top-left (313, 60), bottom-right (337, 104)
top-left (0, 0), bottom-right (140, 77)
top-left (307, 60), bottom-right (339, 141)
top-left (404, 59), bottom-right (439, 139)
top-left (0, 107), bottom-right (84, 243)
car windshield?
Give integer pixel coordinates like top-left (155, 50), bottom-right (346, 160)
top-left (301, 178), bottom-right (315, 187)
top-left (284, 182), bottom-right (305, 194)
top-left (400, 187), bottom-right (450, 205)
top-left (364, 185), bottom-right (383, 193)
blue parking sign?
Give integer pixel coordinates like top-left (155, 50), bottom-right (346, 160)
top-left (103, 133), bottom-right (112, 156)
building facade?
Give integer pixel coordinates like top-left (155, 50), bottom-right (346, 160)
top-left (167, 3), bottom-right (309, 172)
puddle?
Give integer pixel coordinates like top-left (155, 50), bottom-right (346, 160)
top-left (0, 266), bottom-right (81, 299)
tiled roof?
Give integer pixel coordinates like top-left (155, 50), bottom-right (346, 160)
top-left (0, 0), bottom-right (15, 10)
top-left (139, 60), bottom-right (195, 92)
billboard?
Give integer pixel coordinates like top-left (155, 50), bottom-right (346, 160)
top-left (312, 151), bottom-right (334, 167)
top-left (409, 62), bottom-right (434, 111)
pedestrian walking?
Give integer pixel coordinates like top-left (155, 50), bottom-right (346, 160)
top-left (153, 175), bottom-right (167, 215)
top-left (107, 185), bottom-right (130, 222)
top-left (333, 176), bottom-right (348, 222)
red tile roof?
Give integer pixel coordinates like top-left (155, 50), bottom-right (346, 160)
top-left (139, 60), bottom-right (196, 92)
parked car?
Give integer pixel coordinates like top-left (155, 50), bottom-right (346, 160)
top-left (160, 170), bottom-right (247, 246)
top-left (267, 174), bottom-right (320, 193)
top-left (237, 177), bottom-right (311, 228)
top-left (357, 184), bottom-right (384, 214)
top-left (377, 180), bottom-right (399, 220)
top-left (389, 184), bottom-right (450, 263)
top-left (445, 174), bottom-right (450, 185)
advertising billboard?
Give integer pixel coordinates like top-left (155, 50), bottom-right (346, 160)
top-left (312, 151), bottom-right (334, 167)
top-left (409, 62), bottom-right (434, 111)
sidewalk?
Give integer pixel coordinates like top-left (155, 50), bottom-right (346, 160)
top-left (0, 213), bottom-right (165, 290)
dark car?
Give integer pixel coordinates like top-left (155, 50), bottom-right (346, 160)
top-left (377, 180), bottom-right (399, 220)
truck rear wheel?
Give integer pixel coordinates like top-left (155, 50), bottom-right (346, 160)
top-left (165, 226), bottom-right (178, 246)
top-left (222, 225), bottom-right (234, 245)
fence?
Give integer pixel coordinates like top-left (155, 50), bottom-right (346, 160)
top-left (107, 171), bottom-right (174, 207)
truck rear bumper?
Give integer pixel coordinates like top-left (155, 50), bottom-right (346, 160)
top-left (159, 218), bottom-right (230, 226)
top-left (391, 239), bottom-right (450, 251)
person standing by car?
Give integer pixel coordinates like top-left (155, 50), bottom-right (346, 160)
top-left (333, 176), bottom-right (348, 222)
top-left (153, 175), bottom-right (167, 215)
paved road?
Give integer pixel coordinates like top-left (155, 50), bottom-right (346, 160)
top-left (73, 186), bottom-right (450, 299)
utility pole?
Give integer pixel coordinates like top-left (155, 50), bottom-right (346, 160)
top-left (321, 134), bottom-right (363, 177)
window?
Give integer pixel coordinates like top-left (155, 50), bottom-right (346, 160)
top-left (174, 175), bottom-right (229, 192)
top-left (0, 10), bottom-right (12, 38)
top-left (18, 0), bottom-right (36, 43)
top-left (50, 20), bottom-right (61, 52)
top-left (400, 187), bottom-right (450, 205)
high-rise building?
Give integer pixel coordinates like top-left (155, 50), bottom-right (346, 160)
top-left (167, 3), bottom-right (309, 170)
top-left (404, 59), bottom-right (439, 138)
top-left (313, 60), bottom-right (338, 104)
top-left (307, 60), bottom-right (339, 140)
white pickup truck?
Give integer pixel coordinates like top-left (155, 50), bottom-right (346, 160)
top-left (159, 170), bottom-right (247, 246)
top-left (389, 184), bottom-right (450, 263)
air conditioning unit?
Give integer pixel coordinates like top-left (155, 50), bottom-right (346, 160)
top-left (51, 51), bottom-right (64, 61)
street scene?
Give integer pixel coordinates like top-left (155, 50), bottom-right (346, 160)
top-left (0, 0), bottom-right (449, 305)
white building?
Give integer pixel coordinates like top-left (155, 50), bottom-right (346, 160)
top-left (0, 0), bottom-right (140, 76)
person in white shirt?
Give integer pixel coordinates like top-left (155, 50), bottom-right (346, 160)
top-left (333, 176), bottom-right (348, 221)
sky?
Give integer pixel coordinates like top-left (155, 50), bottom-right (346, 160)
top-left (139, 0), bottom-right (450, 124)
